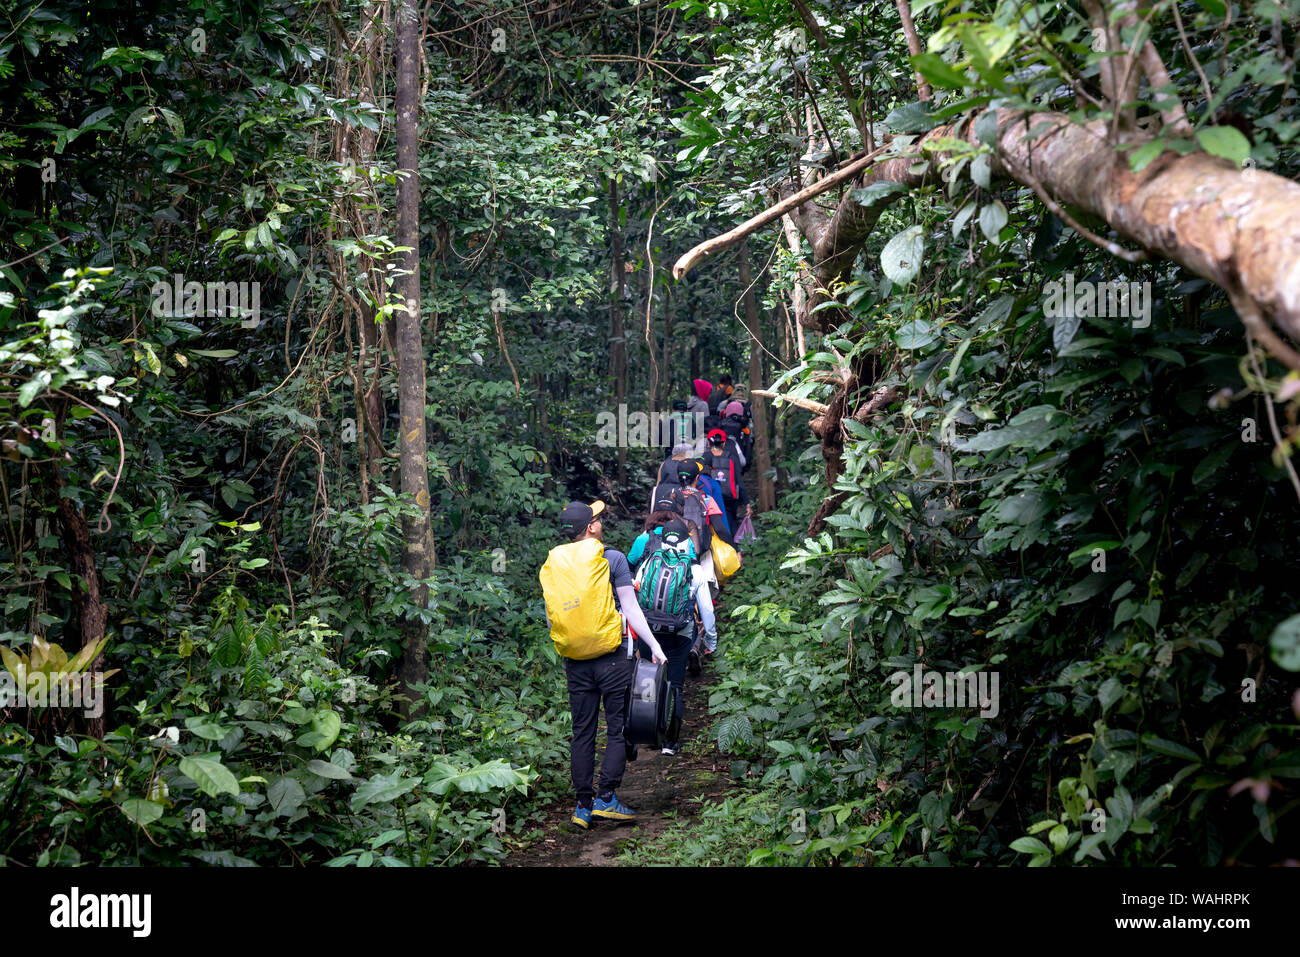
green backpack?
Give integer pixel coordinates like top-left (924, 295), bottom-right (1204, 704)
top-left (636, 529), bottom-right (694, 635)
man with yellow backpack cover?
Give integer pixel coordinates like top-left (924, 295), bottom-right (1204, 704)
top-left (539, 500), bottom-right (666, 830)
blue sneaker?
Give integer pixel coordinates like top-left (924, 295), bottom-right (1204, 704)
top-left (571, 804), bottom-right (592, 829)
top-left (591, 793), bottom-right (637, 822)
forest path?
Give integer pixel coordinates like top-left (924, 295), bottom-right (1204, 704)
top-left (506, 655), bottom-right (734, 866)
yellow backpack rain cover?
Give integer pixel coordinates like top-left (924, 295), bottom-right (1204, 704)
top-left (539, 538), bottom-right (624, 660)
top-left (711, 527), bottom-right (742, 583)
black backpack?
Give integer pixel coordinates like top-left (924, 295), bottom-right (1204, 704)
top-left (704, 446), bottom-right (740, 499)
top-left (651, 481), bottom-right (684, 515)
top-left (725, 412), bottom-right (754, 467)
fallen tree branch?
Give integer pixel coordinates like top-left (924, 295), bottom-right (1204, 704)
top-left (673, 142), bottom-right (891, 280)
top-left (1017, 164), bottom-right (1147, 263)
top-left (753, 388), bottom-right (829, 416)
top-left (680, 107), bottom-right (1300, 362)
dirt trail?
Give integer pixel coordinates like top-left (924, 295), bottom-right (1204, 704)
top-left (507, 661), bottom-right (733, 866)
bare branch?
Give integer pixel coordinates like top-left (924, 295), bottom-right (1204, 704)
top-left (672, 142), bottom-right (890, 280)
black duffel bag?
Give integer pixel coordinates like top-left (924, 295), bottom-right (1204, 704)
top-left (623, 657), bottom-right (681, 759)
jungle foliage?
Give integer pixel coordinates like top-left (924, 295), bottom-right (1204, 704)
top-left (2, 0), bottom-right (1298, 867)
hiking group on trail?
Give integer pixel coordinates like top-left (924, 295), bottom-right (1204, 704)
top-left (539, 376), bottom-right (759, 831)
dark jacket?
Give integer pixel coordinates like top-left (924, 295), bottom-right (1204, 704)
top-left (702, 444), bottom-right (748, 505)
top-left (707, 384), bottom-right (732, 415)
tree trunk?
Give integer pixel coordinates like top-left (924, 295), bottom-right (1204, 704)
top-left (53, 473), bottom-right (107, 739)
top-left (393, 0), bottom-right (433, 716)
top-left (660, 289), bottom-right (673, 413)
top-left (688, 286), bottom-right (699, 381)
top-left (535, 369), bottom-right (553, 496)
top-left (772, 302), bottom-right (790, 491)
top-left (330, 1), bottom-right (387, 500)
top-left (737, 238), bottom-right (776, 511)
top-left (609, 177), bottom-right (627, 487)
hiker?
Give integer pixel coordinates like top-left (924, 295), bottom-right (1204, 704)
top-left (670, 398), bottom-right (700, 450)
top-left (707, 374), bottom-right (734, 415)
top-left (631, 502), bottom-right (719, 666)
top-left (652, 399), bottom-right (697, 451)
top-left (691, 378), bottom-right (712, 414)
top-left (675, 460), bottom-right (731, 565)
top-left (539, 500), bottom-right (668, 830)
top-left (721, 399), bottom-right (754, 468)
top-left (701, 429), bottom-right (751, 534)
top-left (651, 441), bottom-right (696, 504)
top-left (626, 512), bottom-right (715, 753)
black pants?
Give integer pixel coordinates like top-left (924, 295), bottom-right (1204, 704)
top-left (565, 647), bottom-right (635, 807)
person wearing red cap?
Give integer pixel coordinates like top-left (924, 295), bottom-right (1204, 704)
top-left (701, 428), bottom-right (750, 532)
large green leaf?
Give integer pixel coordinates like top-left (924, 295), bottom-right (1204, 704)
top-left (911, 53), bottom-right (969, 90)
top-left (894, 319), bottom-right (936, 350)
top-left (880, 225), bottom-right (925, 287)
top-left (179, 755), bottom-right (240, 797)
top-left (296, 708), bottom-right (341, 752)
top-left (267, 776), bottom-right (307, 817)
top-left (307, 759), bottom-right (353, 780)
top-left (351, 771), bottom-right (419, 811)
top-left (978, 200), bottom-right (1008, 243)
top-left (1195, 126), bottom-right (1251, 166)
top-left (423, 759), bottom-right (527, 796)
top-left (119, 797), bottom-right (164, 827)
top-left (185, 714), bottom-right (231, 741)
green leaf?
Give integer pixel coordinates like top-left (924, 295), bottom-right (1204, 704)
top-left (895, 319), bottom-right (936, 350)
top-left (1098, 677), bottom-right (1125, 712)
top-left (978, 200), bottom-right (1008, 243)
top-left (1048, 823), bottom-right (1070, 854)
top-left (951, 201), bottom-right (976, 238)
top-left (309, 709), bottom-right (341, 752)
top-left (351, 771), bottom-right (419, 810)
top-left (883, 101), bottom-right (937, 134)
top-left (911, 53), bottom-right (969, 90)
top-left (1009, 836), bottom-right (1050, 855)
top-left (185, 714), bottom-right (231, 741)
top-left (119, 797), bottom-right (163, 827)
top-left (880, 225), bottom-right (925, 287)
top-left (307, 759), bottom-right (353, 780)
top-left (1053, 312), bottom-right (1081, 352)
top-left (850, 181), bottom-right (909, 206)
top-left (1141, 735), bottom-right (1202, 762)
top-left (267, 776), bottom-right (307, 817)
top-left (1191, 0), bottom-right (1226, 18)
top-left (1128, 139), bottom-right (1165, 173)
top-left (1195, 126), bottom-right (1251, 166)
top-left (18, 377), bottom-right (44, 408)
top-left (179, 755), bottom-right (240, 797)
top-left (1192, 442), bottom-right (1234, 485)
top-left (1269, 613), bottom-right (1300, 672)
top-left (423, 758), bottom-right (526, 796)
top-left (189, 349), bottom-right (239, 359)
